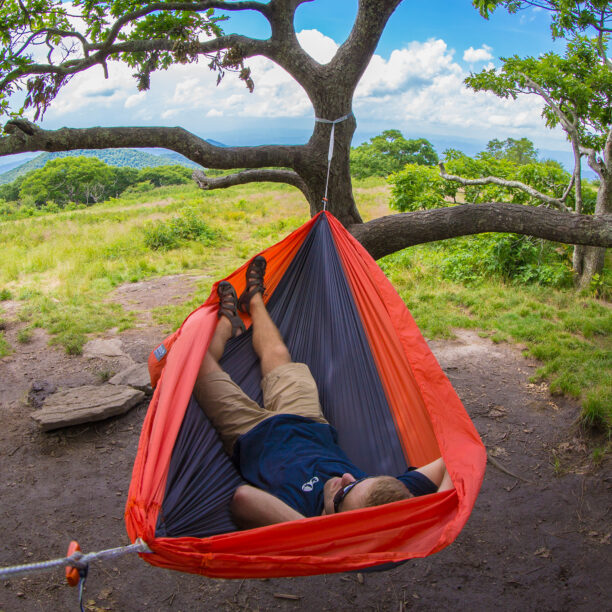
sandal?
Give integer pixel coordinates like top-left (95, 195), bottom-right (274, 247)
top-left (237, 255), bottom-right (267, 314)
top-left (217, 281), bottom-right (246, 337)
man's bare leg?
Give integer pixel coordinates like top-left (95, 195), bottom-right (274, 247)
top-left (198, 316), bottom-right (233, 377)
top-left (249, 293), bottom-right (291, 377)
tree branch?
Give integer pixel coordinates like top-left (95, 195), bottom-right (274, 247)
top-left (1, 33), bottom-right (272, 90)
top-left (192, 168), bottom-right (308, 195)
top-left (331, 0), bottom-right (402, 89)
top-left (520, 72), bottom-right (579, 135)
top-left (350, 203), bottom-right (612, 259)
top-left (0, 120), bottom-right (301, 168)
top-left (93, 1), bottom-right (270, 54)
top-left (438, 162), bottom-right (571, 211)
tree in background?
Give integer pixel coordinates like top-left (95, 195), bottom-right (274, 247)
top-left (2, 160), bottom-right (193, 206)
top-left (468, 0), bottom-right (612, 288)
top-left (390, 142), bottom-right (575, 212)
top-left (19, 157), bottom-right (115, 205)
top-left (0, 0), bottom-right (609, 259)
top-left (485, 137), bottom-right (538, 165)
top-left (350, 130), bottom-right (438, 179)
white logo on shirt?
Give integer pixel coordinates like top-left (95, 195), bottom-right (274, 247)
top-left (301, 476), bottom-right (320, 492)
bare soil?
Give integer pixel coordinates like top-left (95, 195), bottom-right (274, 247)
top-left (0, 276), bottom-right (610, 611)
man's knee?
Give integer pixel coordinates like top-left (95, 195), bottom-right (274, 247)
top-left (261, 344), bottom-right (291, 372)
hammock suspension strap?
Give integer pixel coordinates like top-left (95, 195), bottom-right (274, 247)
top-left (0, 538), bottom-right (151, 579)
top-left (315, 112), bottom-right (352, 210)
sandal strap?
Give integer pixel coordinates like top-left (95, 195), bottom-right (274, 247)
top-left (217, 281), bottom-right (245, 337)
top-left (238, 255), bottom-right (267, 314)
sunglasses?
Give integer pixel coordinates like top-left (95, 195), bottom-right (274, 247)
top-left (332, 477), bottom-right (369, 513)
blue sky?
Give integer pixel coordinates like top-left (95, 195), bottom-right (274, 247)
top-left (6, 1), bottom-right (576, 168)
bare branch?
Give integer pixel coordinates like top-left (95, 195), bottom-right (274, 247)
top-left (0, 120), bottom-right (302, 169)
top-left (192, 168), bottom-right (308, 195)
top-left (438, 163), bottom-right (571, 211)
top-left (350, 204), bottom-right (612, 260)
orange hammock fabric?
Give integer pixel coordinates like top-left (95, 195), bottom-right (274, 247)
top-left (125, 212), bottom-right (486, 578)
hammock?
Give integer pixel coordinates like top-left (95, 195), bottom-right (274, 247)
top-left (125, 212), bottom-right (486, 578)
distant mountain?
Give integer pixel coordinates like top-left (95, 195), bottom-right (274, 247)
top-left (0, 147), bottom-right (214, 185)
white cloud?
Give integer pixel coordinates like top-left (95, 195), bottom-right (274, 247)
top-left (463, 45), bottom-right (493, 62)
top-left (353, 38), bottom-right (557, 144)
top-left (297, 30), bottom-right (338, 64)
top-left (125, 92), bottom-right (146, 108)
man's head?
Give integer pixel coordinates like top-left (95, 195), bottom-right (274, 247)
top-left (322, 473), bottom-right (412, 515)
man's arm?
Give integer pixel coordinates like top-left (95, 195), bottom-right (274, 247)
top-left (230, 484), bottom-right (305, 529)
top-left (415, 457), bottom-right (454, 492)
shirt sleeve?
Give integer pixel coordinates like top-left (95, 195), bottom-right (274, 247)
top-left (397, 468), bottom-right (438, 496)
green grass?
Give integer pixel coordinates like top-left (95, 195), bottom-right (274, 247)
top-left (0, 330), bottom-right (10, 357)
top-left (0, 177), bottom-right (610, 437)
top-left (381, 244), bottom-right (612, 435)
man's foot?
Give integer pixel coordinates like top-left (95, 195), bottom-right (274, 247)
top-left (217, 281), bottom-right (246, 337)
top-left (238, 255), bottom-right (267, 314)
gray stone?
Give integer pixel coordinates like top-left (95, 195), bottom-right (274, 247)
top-left (32, 385), bottom-right (145, 431)
top-left (108, 363), bottom-right (152, 394)
top-left (82, 338), bottom-right (127, 359)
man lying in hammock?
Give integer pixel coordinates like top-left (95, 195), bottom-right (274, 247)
top-left (194, 256), bottom-right (453, 529)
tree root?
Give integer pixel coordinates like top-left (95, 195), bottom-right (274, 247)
top-left (487, 451), bottom-right (533, 483)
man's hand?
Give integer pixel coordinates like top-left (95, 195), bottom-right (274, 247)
top-left (230, 484), bottom-right (305, 529)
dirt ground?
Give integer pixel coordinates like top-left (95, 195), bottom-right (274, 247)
top-left (0, 275), bottom-right (610, 612)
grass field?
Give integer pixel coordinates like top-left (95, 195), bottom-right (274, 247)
top-left (0, 178), bottom-right (610, 439)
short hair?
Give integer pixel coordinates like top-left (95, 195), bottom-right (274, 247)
top-left (363, 476), bottom-right (412, 508)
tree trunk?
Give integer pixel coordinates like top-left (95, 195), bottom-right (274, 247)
top-left (294, 103), bottom-right (362, 227)
top-left (574, 244), bottom-right (606, 290)
top-left (575, 142), bottom-right (612, 290)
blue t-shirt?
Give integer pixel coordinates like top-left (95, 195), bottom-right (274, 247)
top-left (233, 414), bottom-right (438, 517)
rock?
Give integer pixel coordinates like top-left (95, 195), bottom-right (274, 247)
top-left (28, 380), bottom-right (58, 410)
top-left (108, 363), bottom-right (152, 394)
top-left (82, 339), bottom-right (127, 359)
top-left (32, 385), bottom-right (145, 431)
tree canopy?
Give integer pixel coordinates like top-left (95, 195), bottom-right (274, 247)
top-left (485, 137), bottom-right (538, 165)
top-left (466, 1), bottom-right (612, 286)
top-left (0, 0), bottom-right (610, 258)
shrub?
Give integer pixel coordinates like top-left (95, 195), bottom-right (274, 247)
top-left (123, 180), bottom-right (155, 195)
top-left (143, 207), bottom-right (221, 251)
top-left (388, 164), bottom-right (454, 211)
top-left (434, 234), bottom-right (574, 288)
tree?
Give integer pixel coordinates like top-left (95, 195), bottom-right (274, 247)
top-left (390, 149), bottom-right (574, 211)
top-left (19, 156), bottom-right (116, 205)
top-left (485, 137), bottom-right (538, 165)
top-left (0, 0), bottom-right (610, 258)
top-left (470, 0), bottom-right (612, 287)
top-left (350, 130), bottom-right (438, 179)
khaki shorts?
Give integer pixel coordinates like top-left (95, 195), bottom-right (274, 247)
top-left (198, 362), bottom-right (328, 454)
